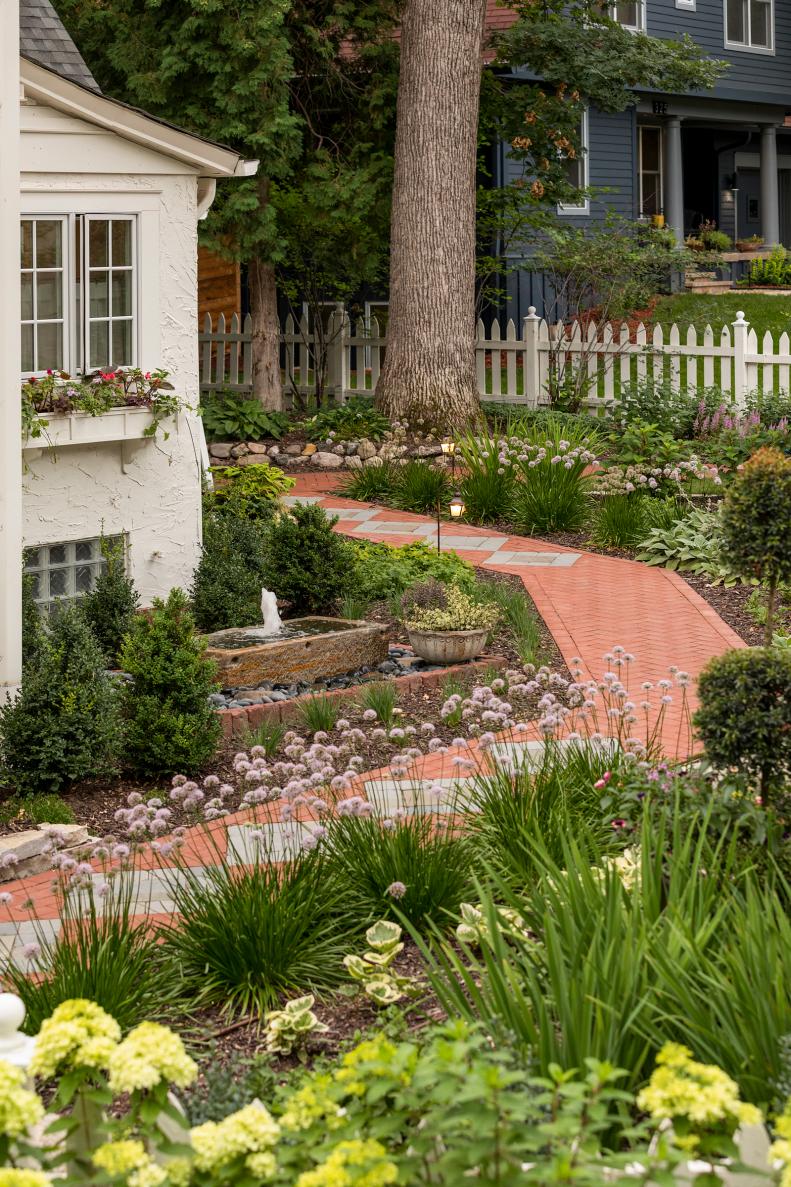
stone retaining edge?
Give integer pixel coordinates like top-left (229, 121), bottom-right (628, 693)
top-left (216, 655), bottom-right (508, 740)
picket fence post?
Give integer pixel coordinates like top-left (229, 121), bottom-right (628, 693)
top-left (732, 310), bottom-right (749, 410)
top-left (523, 307), bottom-right (541, 409)
top-left (327, 302), bottom-right (348, 400)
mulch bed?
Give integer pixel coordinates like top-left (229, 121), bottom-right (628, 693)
top-left (179, 939), bottom-right (448, 1099)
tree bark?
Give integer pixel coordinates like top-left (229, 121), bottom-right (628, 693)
top-left (375, 0), bottom-right (487, 432)
top-left (249, 255), bottom-right (284, 410)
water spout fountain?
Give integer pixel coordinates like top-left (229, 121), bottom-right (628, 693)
top-left (202, 589), bottom-right (388, 687)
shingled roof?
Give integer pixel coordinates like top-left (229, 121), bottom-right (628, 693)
top-left (20, 0), bottom-right (100, 93)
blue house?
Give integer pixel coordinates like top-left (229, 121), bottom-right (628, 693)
top-left (491, 0), bottom-right (791, 319)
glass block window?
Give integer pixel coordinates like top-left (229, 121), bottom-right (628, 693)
top-left (24, 536), bottom-right (123, 614)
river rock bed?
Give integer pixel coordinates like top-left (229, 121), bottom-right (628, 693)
top-left (209, 644), bottom-right (446, 709)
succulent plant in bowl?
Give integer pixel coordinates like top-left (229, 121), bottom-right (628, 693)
top-left (401, 580), bottom-right (499, 664)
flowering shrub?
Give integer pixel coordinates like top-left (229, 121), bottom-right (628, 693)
top-left (21, 368), bottom-right (182, 441)
top-left (694, 401), bottom-right (790, 468)
top-left (1, 1000), bottom-right (776, 1187)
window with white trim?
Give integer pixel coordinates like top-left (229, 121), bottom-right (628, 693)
top-left (558, 110), bottom-right (589, 215)
top-left (725, 0), bottom-right (773, 50)
top-left (24, 536), bottom-right (123, 615)
top-left (20, 215), bottom-right (137, 376)
top-left (639, 126), bottom-right (664, 216)
top-left (610, 0), bottom-right (646, 30)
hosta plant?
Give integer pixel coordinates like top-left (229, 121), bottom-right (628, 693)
top-left (263, 995), bottom-right (328, 1056)
top-left (636, 508), bottom-right (740, 583)
top-left (455, 901), bottom-right (531, 947)
top-left (343, 921), bottom-right (420, 1005)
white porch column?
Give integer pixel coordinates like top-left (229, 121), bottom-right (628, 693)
top-left (760, 123), bottom-right (780, 247)
top-left (0, 0), bottom-right (22, 698)
top-left (665, 116), bottom-right (685, 245)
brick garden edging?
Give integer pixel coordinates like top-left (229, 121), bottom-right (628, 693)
top-left (217, 655), bottom-right (508, 740)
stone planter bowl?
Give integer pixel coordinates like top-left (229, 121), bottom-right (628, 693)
top-left (406, 627), bottom-right (489, 665)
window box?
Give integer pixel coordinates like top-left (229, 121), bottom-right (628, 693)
top-left (22, 405), bottom-right (170, 450)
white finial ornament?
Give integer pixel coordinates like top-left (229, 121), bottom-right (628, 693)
top-left (0, 992), bottom-right (35, 1067)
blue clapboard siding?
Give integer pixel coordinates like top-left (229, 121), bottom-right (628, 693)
top-left (646, 0), bottom-right (791, 104)
top-left (495, 108), bottom-right (637, 323)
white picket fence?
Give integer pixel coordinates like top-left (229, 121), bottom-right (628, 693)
top-left (199, 306), bottom-right (785, 409)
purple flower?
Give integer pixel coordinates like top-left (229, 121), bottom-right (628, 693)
top-left (386, 881), bottom-right (407, 899)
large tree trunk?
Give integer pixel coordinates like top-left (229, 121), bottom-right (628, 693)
top-left (375, 0), bottom-right (487, 431)
top-left (249, 255), bottom-right (284, 411)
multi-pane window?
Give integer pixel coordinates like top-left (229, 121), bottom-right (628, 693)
top-left (725, 0), bottom-right (773, 49)
top-left (21, 219), bottom-right (67, 374)
top-left (558, 111), bottom-right (589, 214)
top-left (24, 536), bottom-right (122, 615)
top-left (610, 0), bottom-right (646, 30)
top-left (20, 215), bottom-right (137, 376)
top-left (639, 127), bottom-right (663, 216)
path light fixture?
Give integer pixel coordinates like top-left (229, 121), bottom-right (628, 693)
top-left (436, 491), bottom-right (465, 555)
top-left (441, 437), bottom-right (457, 479)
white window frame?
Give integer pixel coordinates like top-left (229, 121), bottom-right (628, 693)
top-left (724, 0), bottom-right (774, 53)
top-left (557, 108), bottom-right (590, 216)
top-left (609, 0), bottom-right (646, 31)
top-left (20, 212), bottom-right (139, 378)
top-left (83, 214), bottom-right (138, 372)
top-left (20, 215), bottom-right (71, 375)
top-left (638, 125), bottom-right (664, 217)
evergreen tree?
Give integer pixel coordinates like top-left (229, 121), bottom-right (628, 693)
top-left (80, 539), bottom-right (140, 666)
top-left (0, 605), bottom-right (122, 795)
top-left (190, 514), bottom-right (269, 633)
top-left (120, 588), bottom-right (221, 777)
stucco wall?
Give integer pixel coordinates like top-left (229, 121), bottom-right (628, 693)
top-left (20, 109), bottom-right (205, 603)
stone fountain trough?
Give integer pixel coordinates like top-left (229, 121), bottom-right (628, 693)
top-left (203, 617), bottom-right (389, 687)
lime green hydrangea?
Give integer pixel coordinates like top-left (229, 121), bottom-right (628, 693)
top-left (0, 1058), bottom-right (44, 1137)
top-left (0, 1172), bottom-right (51, 1187)
top-left (93, 1140), bottom-right (167, 1187)
top-left (335, 1034), bottom-right (413, 1098)
top-left (107, 1021), bottom-right (197, 1094)
top-left (191, 1102), bottom-right (280, 1173)
top-left (637, 1043), bottom-right (762, 1132)
top-left (770, 1102), bottom-right (791, 1187)
top-left (296, 1139), bottom-right (397, 1187)
top-left (280, 1075), bottom-right (345, 1132)
top-left (30, 999), bottom-right (120, 1079)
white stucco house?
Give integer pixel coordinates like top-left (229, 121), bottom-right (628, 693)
top-left (0, 0), bottom-right (253, 690)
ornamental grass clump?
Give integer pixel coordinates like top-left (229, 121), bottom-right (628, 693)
top-left (324, 812), bottom-right (473, 930)
top-left (160, 845), bottom-right (355, 1017)
top-left (120, 588), bottom-right (220, 777)
top-left (721, 446), bottom-right (791, 642)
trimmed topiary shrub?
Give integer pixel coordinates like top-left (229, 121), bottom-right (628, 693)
top-left (191, 513), bottom-right (269, 632)
top-left (79, 539), bottom-right (139, 666)
top-left (120, 588), bottom-right (221, 777)
top-left (262, 503), bottom-right (355, 616)
top-left (721, 447), bottom-right (791, 643)
top-left (0, 604), bottom-right (122, 795)
top-left (694, 646), bottom-right (791, 797)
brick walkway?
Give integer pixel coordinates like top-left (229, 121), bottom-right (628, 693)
top-left (0, 471), bottom-right (743, 961)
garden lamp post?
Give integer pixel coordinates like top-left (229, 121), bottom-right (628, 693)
top-left (436, 490), bottom-right (465, 555)
top-left (441, 437), bottom-right (457, 479)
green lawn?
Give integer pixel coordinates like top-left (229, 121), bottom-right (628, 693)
top-left (649, 292), bottom-right (791, 341)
